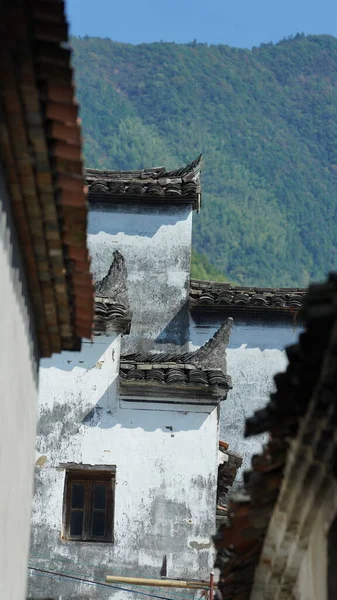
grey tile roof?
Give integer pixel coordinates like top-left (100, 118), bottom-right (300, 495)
top-left (120, 360), bottom-right (230, 389)
top-left (120, 320), bottom-right (232, 404)
top-left (190, 279), bottom-right (306, 314)
top-left (94, 297), bottom-right (131, 334)
top-left (120, 343), bottom-right (232, 403)
top-left (86, 155), bottom-right (202, 209)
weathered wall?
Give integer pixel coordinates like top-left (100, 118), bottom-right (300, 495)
top-left (250, 470), bottom-right (337, 599)
top-left (0, 162), bottom-right (39, 600)
top-left (88, 203), bottom-right (193, 353)
top-left (292, 482), bottom-right (337, 600)
top-left (190, 313), bottom-right (302, 482)
top-left (28, 336), bottom-right (218, 599)
top-left (292, 507), bottom-right (328, 600)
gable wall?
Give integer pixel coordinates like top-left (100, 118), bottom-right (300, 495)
top-left (88, 203), bottom-right (193, 353)
top-left (190, 312), bottom-right (303, 485)
top-left (28, 336), bottom-right (218, 599)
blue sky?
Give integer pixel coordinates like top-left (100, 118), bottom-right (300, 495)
top-left (66, 0), bottom-right (337, 48)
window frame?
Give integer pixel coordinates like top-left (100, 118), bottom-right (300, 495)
top-left (62, 468), bottom-right (115, 543)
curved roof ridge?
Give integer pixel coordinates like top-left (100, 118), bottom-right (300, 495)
top-left (161, 153), bottom-right (202, 179)
top-left (86, 155), bottom-right (202, 209)
top-left (190, 279), bottom-right (307, 313)
top-left (86, 154), bottom-right (202, 181)
top-left (190, 278), bottom-right (307, 293)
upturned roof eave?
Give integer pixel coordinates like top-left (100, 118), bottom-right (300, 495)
top-left (85, 155), bottom-right (202, 211)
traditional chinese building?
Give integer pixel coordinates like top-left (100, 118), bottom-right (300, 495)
top-left (0, 2), bottom-right (93, 599)
top-left (213, 274), bottom-right (337, 600)
top-left (28, 157), bottom-right (237, 599)
top-left (27, 148), bottom-right (314, 600)
top-left (189, 279), bottom-right (305, 484)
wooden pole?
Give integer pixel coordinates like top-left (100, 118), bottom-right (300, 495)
top-left (209, 571), bottom-right (214, 600)
top-left (106, 575), bottom-right (208, 589)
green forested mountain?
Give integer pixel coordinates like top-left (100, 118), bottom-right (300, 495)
top-left (71, 34), bottom-right (337, 286)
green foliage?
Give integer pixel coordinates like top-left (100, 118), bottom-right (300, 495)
top-left (71, 34), bottom-right (337, 286)
top-left (190, 250), bottom-right (228, 282)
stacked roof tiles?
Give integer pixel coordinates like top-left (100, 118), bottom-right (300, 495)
top-left (120, 350), bottom-right (232, 404)
top-left (94, 250), bottom-right (131, 335)
top-left (0, 0), bottom-right (93, 355)
top-left (86, 155), bottom-right (202, 210)
top-left (94, 297), bottom-right (131, 335)
top-left (213, 274), bottom-right (337, 600)
top-left (190, 279), bottom-right (306, 315)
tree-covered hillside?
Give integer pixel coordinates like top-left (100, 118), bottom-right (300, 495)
top-left (71, 34), bottom-right (337, 286)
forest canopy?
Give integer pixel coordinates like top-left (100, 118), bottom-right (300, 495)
top-left (71, 34), bottom-right (337, 286)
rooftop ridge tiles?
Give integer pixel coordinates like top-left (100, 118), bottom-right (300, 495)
top-left (85, 156), bottom-right (202, 210)
top-left (190, 279), bottom-right (307, 293)
top-left (86, 154), bottom-right (202, 181)
top-left (190, 279), bottom-right (307, 314)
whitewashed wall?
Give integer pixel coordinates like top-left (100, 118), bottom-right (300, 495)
top-left (88, 203), bottom-right (193, 352)
top-left (28, 336), bottom-right (218, 599)
top-left (0, 163), bottom-right (38, 600)
top-left (190, 315), bottom-right (302, 483)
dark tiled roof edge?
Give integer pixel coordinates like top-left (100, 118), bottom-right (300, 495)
top-left (94, 296), bottom-right (131, 335)
top-left (0, 2), bottom-right (94, 355)
top-left (120, 319), bottom-right (232, 398)
top-left (120, 360), bottom-right (232, 393)
top-left (86, 155), bottom-right (202, 210)
top-left (190, 279), bottom-right (307, 314)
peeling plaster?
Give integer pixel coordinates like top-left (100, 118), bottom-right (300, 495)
top-left (29, 201), bottom-right (230, 599)
top-left (191, 316), bottom-right (301, 489)
top-left (35, 455), bottom-right (47, 467)
top-left (87, 204), bottom-right (193, 353)
top-left (189, 540), bottom-right (213, 550)
top-left (29, 334), bottom-right (218, 599)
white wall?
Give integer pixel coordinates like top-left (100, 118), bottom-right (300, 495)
top-left (88, 203), bottom-right (193, 352)
top-left (223, 345), bottom-right (287, 479)
top-left (29, 336), bottom-right (218, 599)
top-left (0, 164), bottom-right (38, 600)
top-left (190, 315), bottom-right (301, 484)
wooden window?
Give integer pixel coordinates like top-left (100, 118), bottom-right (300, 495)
top-left (63, 469), bottom-right (115, 542)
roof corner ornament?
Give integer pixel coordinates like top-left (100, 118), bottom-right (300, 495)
top-left (190, 317), bottom-right (233, 374)
top-left (94, 250), bottom-right (132, 334)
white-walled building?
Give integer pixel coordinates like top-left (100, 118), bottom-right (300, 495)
top-left (0, 4), bottom-right (93, 599)
top-left (189, 279), bottom-right (305, 483)
top-left (28, 158), bottom-right (235, 599)
top-left (213, 275), bottom-right (337, 600)
top-left (28, 156), bottom-right (312, 600)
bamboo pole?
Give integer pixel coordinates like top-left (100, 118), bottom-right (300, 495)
top-left (106, 575), bottom-right (209, 589)
top-left (209, 571), bottom-right (214, 600)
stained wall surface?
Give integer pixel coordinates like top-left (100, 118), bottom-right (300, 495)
top-left (0, 162), bottom-right (38, 600)
top-left (28, 199), bottom-right (222, 599)
top-left (28, 336), bottom-right (218, 599)
top-left (190, 313), bottom-right (302, 482)
top-left (88, 203), bottom-right (193, 353)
